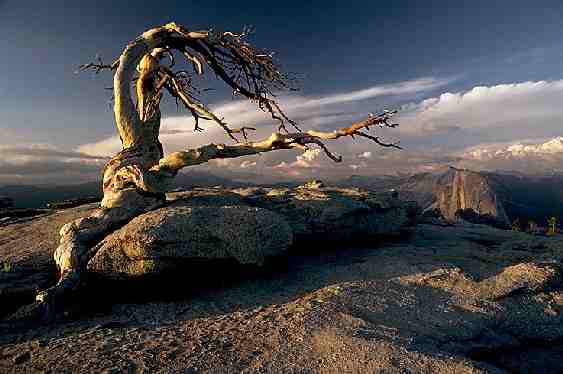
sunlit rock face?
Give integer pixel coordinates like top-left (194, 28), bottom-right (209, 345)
top-left (432, 168), bottom-right (509, 224)
top-left (355, 167), bottom-right (511, 226)
top-left (88, 186), bottom-right (418, 278)
top-left (233, 184), bottom-right (417, 242)
top-left (88, 192), bottom-right (294, 278)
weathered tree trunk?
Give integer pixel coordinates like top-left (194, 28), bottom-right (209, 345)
top-left (32, 23), bottom-right (400, 321)
top-left (36, 28), bottom-right (172, 318)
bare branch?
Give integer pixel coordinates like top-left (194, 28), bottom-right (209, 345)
top-left (78, 55), bottom-right (119, 74)
top-left (229, 126), bottom-right (256, 142)
top-left (153, 111), bottom-right (400, 174)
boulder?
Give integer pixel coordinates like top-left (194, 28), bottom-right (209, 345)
top-left (88, 190), bottom-right (293, 278)
top-left (1, 186), bottom-right (417, 310)
top-left (234, 186), bottom-right (417, 242)
top-left (88, 186), bottom-right (417, 278)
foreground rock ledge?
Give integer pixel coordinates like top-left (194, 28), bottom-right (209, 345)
top-left (3, 219), bottom-right (563, 372)
top-left (88, 186), bottom-right (416, 278)
top-left (0, 185), bottom-right (415, 317)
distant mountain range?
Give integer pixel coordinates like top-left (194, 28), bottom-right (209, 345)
top-left (339, 167), bottom-right (563, 227)
top-left (0, 171), bottom-right (251, 209)
top-left (3, 167), bottom-right (563, 229)
top-left (0, 182), bottom-right (102, 209)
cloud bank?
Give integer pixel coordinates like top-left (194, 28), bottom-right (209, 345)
top-left (455, 137), bottom-right (563, 174)
top-left (77, 76), bottom-right (451, 157)
top-left (4, 77), bottom-right (563, 185)
top-left (397, 80), bottom-right (563, 143)
top-left (389, 79), bottom-right (563, 174)
top-left (0, 145), bottom-right (107, 185)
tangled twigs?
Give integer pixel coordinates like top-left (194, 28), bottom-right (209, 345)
top-left (312, 109), bottom-right (402, 149)
top-left (230, 127), bottom-right (257, 142)
top-left (78, 55), bottom-right (119, 74)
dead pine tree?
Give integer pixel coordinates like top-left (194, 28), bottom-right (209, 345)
top-left (33, 22), bottom-right (401, 321)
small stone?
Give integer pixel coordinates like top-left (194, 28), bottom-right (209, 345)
top-left (13, 350), bottom-right (31, 365)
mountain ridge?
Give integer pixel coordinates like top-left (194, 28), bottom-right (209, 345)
top-left (339, 167), bottom-right (563, 227)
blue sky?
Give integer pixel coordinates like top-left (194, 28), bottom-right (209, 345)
top-left (2, 1), bottom-right (563, 184)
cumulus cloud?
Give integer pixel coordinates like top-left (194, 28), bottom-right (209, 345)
top-left (293, 149), bottom-right (322, 168)
top-left (461, 137), bottom-right (563, 160)
top-left (268, 149), bottom-right (323, 172)
top-left (455, 137), bottom-right (563, 174)
top-left (299, 149), bottom-right (322, 162)
top-left (390, 79), bottom-right (563, 173)
top-left (397, 80), bottom-right (563, 143)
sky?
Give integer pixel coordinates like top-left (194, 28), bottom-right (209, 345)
top-left (2, 0), bottom-right (563, 184)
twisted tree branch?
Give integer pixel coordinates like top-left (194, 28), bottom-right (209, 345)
top-left (153, 111), bottom-right (400, 174)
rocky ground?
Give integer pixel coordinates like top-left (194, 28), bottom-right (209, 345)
top-left (1, 187), bottom-right (563, 373)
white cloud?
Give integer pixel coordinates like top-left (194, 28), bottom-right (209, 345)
top-left (299, 148), bottom-right (322, 162)
top-left (77, 136), bottom-right (122, 158)
top-left (390, 79), bottom-right (563, 173)
top-left (76, 76), bottom-right (450, 158)
top-left (293, 149), bottom-right (322, 168)
top-left (398, 80), bottom-right (563, 138)
top-left (300, 77), bottom-right (452, 107)
top-left (461, 137), bottom-right (563, 160)
top-left (239, 160), bottom-right (257, 169)
top-left (270, 149), bottom-right (323, 170)
top-left (454, 136), bottom-right (563, 173)
top-left (0, 144), bottom-right (107, 185)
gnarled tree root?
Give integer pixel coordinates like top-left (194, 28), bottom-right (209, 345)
top-left (28, 192), bottom-right (164, 322)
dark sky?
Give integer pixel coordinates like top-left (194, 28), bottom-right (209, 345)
top-left (2, 0), bottom-right (563, 183)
